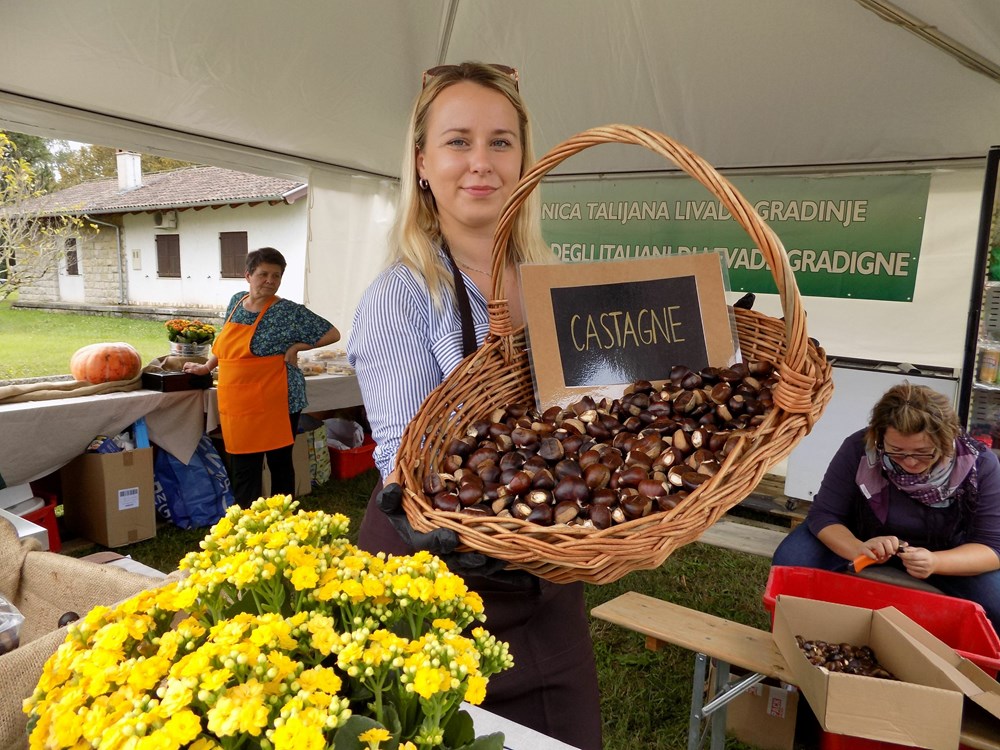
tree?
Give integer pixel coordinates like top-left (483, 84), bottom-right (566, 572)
top-left (0, 133), bottom-right (88, 300)
top-left (0, 131), bottom-right (66, 192)
top-left (57, 144), bottom-right (195, 188)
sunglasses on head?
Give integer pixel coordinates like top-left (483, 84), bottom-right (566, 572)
top-left (422, 63), bottom-right (519, 91)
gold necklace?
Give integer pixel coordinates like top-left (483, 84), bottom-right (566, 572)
top-left (456, 259), bottom-right (492, 276)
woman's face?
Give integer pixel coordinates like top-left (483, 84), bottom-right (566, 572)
top-left (246, 262), bottom-right (283, 298)
top-left (882, 427), bottom-right (938, 474)
top-left (416, 81), bottom-right (523, 237)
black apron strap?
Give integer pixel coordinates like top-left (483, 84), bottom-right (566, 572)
top-left (441, 242), bottom-right (479, 358)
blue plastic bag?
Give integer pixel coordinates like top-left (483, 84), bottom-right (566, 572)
top-left (153, 435), bottom-right (235, 529)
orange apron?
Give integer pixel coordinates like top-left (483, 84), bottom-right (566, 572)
top-left (213, 294), bottom-right (292, 454)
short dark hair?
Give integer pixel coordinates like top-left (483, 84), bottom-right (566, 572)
top-left (246, 247), bottom-right (287, 275)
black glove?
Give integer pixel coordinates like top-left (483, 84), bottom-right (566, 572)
top-left (377, 483), bottom-right (512, 578)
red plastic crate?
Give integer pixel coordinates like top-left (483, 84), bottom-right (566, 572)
top-left (20, 494), bottom-right (62, 553)
top-left (764, 566), bottom-right (1000, 676)
top-left (328, 435), bottom-right (376, 479)
top-left (820, 730), bottom-right (977, 750)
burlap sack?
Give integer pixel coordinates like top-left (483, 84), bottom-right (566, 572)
top-left (0, 519), bottom-right (164, 749)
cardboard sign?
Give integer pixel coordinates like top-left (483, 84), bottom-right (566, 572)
top-left (519, 254), bottom-right (735, 410)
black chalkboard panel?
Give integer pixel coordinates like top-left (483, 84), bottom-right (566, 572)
top-left (550, 276), bottom-right (707, 386)
top-left (520, 254), bottom-right (734, 410)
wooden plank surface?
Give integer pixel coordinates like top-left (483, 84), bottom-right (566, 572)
top-left (591, 591), bottom-right (796, 683)
top-left (695, 519), bottom-right (787, 558)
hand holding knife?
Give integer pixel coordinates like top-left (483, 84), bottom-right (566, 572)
top-left (850, 540), bottom-right (909, 573)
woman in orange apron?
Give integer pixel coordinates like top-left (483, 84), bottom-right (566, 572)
top-left (184, 247), bottom-right (340, 504)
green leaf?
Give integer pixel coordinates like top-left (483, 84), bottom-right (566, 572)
top-left (331, 715), bottom-right (399, 750)
top-left (442, 709), bottom-right (475, 747)
top-left (456, 732), bottom-right (506, 750)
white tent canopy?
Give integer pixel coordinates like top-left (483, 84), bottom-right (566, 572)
top-left (2, 0), bottom-right (999, 361)
top-left (3, 0), bottom-right (999, 181)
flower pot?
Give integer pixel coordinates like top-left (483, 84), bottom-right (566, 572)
top-left (169, 342), bottom-right (211, 357)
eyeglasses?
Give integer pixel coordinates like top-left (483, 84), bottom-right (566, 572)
top-left (880, 447), bottom-right (937, 463)
top-left (422, 63), bottom-right (519, 91)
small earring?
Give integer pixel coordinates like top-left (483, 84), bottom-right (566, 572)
top-left (418, 178), bottom-right (429, 190)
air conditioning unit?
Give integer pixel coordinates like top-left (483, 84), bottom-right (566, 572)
top-left (153, 210), bottom-right (177, 230)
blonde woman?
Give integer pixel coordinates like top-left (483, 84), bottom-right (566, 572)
top-left (348, 63), bottom-right (602, 748)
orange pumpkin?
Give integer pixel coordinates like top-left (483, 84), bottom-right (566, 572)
top-left (70, 342), bottom-right (143, 384)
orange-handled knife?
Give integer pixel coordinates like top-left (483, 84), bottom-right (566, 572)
top-left (850, 541), bottom-right (908, 573)
top-left (850, 554), bottom-right (877, 573)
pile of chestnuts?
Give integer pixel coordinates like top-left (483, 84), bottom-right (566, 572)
top-left (422, 359), bottom-right (778, 529)
top-left (795, 635), bottom-right (896, 679)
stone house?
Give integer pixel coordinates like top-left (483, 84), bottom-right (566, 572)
top-left (14, 151), bottom-right (307, 320)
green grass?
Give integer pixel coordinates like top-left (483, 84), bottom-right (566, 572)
top-left (0, 297), bottom-right (169, 380)
top-left (12, 304), bottom-right (772, 749)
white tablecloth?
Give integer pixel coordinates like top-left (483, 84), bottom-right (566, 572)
top-left (0, 375), bottom-right (364, 488)
top-left (461, 704), bottom-right (581, 750)
top-left (0, 389), bottom-right (205, 487)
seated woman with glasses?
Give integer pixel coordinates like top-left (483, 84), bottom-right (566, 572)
top-left (772, 382), bottom-right (1000, 632)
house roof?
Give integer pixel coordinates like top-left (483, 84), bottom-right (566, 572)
top-left (22, 165), bottom-right (307, 217)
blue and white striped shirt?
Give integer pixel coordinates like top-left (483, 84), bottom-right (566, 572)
top-left (347, 259), bottom-right (490, 478)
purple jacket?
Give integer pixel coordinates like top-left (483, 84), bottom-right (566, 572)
top-left (805, 429), bottom-right (1000, 559)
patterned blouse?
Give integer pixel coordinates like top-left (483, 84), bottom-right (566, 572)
top-left (223, 292), bottom-right (333, 413)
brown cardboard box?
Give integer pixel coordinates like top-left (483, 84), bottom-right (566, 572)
top-left (772, 595), bottom-right (964, 750)
top-left (60, 448), bottom-right (156, 547)
top-left (262, 431), bottom-right (311, 497)
top-left (709, 670), bottom-right (799, 750)
top-left (876, 607), bottom-right (1000, 723)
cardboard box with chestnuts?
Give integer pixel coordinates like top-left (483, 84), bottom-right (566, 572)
top-left (772, 595), bottom-right (1000, 749)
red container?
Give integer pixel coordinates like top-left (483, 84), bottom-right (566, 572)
top-left (20, 495), bottom-right (62, 553)
top-left (764, 566), bottom-right (1000, 676)
top-left (821, 730), bottom-right (977, 750)
top-left (328, 435), bottom-right (376, 480)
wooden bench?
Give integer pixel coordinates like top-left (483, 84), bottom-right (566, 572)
top-left (591, 591), bottom-right (1000, 750)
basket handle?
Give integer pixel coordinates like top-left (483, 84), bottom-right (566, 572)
top-left (488, 124), bottom-right (816, 415)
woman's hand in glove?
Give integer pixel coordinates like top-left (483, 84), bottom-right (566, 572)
top-left (376, 483), bottom-right (511, 578)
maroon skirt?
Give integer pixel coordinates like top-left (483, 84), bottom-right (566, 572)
top-left (358, 486), bottom-right (603, 750)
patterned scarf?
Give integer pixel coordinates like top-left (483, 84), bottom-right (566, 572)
top-left (854, 434), bottom-right (980, 524)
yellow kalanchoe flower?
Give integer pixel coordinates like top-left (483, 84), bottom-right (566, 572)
top-left (24, 495), bottom-right (511, 750)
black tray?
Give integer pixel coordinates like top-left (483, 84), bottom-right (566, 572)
top-left (141, 371), bottom-right (213, 392)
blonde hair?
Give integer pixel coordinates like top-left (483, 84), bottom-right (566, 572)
top-left (864, 382), bottom-right (961, 458)
top-left (390, 62), bottom-right (553, 308)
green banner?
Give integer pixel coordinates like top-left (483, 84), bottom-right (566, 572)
top-left (540, 173), bottom-right (931, 301)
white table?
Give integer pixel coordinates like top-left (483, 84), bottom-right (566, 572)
top-left (0, 389), bottom-right (206, 487)
top-left (0, 375), bottom-right (363, 488)
top-left (203, 373), bottom-right (363, 433)
top-left (462, 704), bottom-right (581, 750)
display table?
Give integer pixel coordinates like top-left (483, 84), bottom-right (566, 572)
top-left (462, 704), bottom-right (580, 749)
top-left (0, 375), bottom-right (363, 489)
top-left (0, 389), bottom-right (205, 487)
top-left (203, 373), bottom-right (362, 433)
top-left (591, 591), bottom-right (1000, 750)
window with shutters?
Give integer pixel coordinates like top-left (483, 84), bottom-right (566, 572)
top-left (220, 231), bottom-right (248, 278)
top-left (156, 234), bottom-right (181, 278)
top-left (65, 237), bottom-right (79, 276)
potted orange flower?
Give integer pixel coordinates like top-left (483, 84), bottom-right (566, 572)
top-left (165, 319), bottom-right (217, 356)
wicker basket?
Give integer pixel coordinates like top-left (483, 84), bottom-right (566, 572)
top-left (397, 125), bottom-right (833, 584)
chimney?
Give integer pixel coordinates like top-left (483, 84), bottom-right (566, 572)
top-left (116, 149), bottom-right (142, 191)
